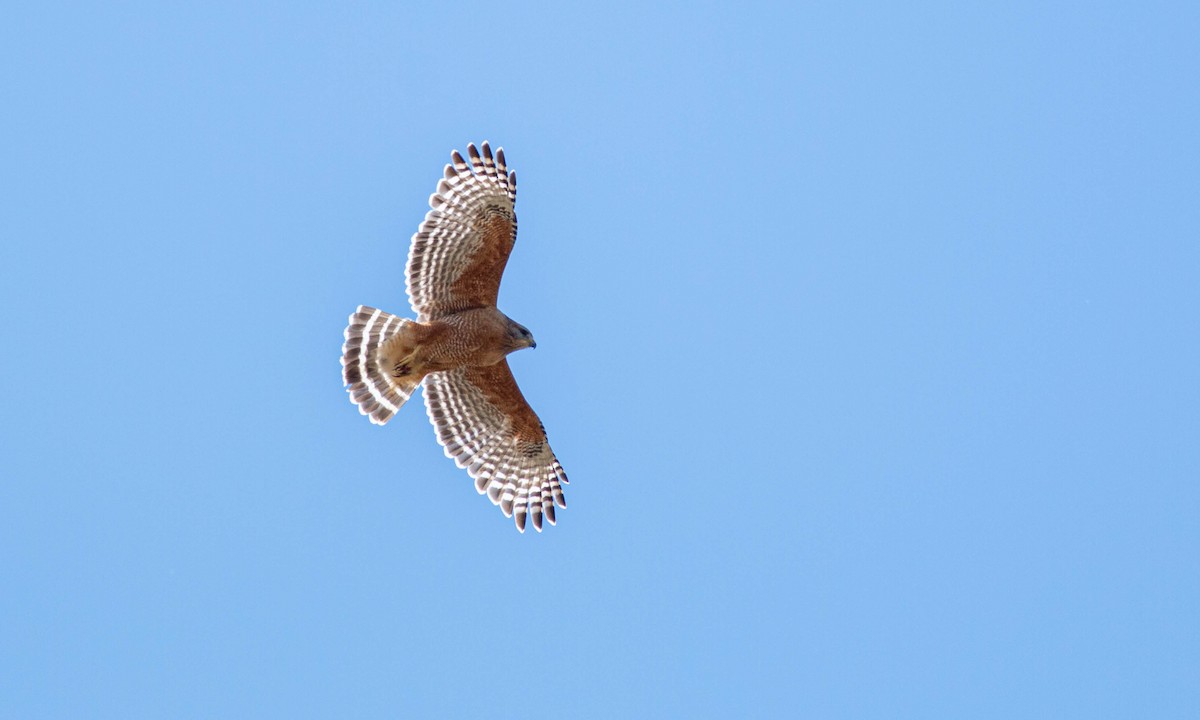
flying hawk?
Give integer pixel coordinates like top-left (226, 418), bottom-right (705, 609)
top-left (341, 142), bottom-right (568, 533)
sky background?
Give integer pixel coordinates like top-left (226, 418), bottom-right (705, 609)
top-left (2, 2), bottom-right (1198, 718)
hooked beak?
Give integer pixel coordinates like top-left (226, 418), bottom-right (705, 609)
top-left (529, 338), bottom-right (537, 349)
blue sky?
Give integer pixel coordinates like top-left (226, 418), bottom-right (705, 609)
top-left (2, 2), bottom-right (1197, 717)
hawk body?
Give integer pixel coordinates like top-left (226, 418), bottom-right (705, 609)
top-left (341, 142), bottom-right (568, 532)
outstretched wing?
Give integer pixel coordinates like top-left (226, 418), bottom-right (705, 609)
top-left (423, 362), bottom-right (568, 533)
top-left (406, 142), bottom-right (518, 322)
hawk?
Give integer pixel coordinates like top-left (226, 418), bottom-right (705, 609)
top-left (341, 142), bottom-right (568, 532)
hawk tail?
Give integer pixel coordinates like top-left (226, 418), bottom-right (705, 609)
top-left (341, 305), bottom-right (423, 425)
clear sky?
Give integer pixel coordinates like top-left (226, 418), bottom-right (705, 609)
top-left (2, 2), bottom-right (1197, 718)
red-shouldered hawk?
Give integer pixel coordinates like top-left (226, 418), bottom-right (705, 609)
top-left (341, 143), bottom-right (568, 533)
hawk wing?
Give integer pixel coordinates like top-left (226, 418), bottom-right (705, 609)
top-left (406, 142), bottom-right (518, 322)
top-left (423, 362), bottom-right (568, 533)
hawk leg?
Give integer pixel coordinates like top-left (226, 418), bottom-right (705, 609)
top-left (392, 356), bottom-right (415, 378)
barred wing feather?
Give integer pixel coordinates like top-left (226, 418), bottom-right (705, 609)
top-left (405, 141), bottom-right (518, 321)
top-left (423, 363), bottom-right (568, 533)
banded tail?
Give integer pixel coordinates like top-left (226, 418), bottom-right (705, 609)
top-left (341, 305), bottom-right (423, 425)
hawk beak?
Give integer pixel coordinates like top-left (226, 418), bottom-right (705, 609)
top-left (529, 339), bottom-right (537, 349)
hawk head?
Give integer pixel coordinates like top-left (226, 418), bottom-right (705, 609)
top-left (505, 319), bottom-right (537, 352)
